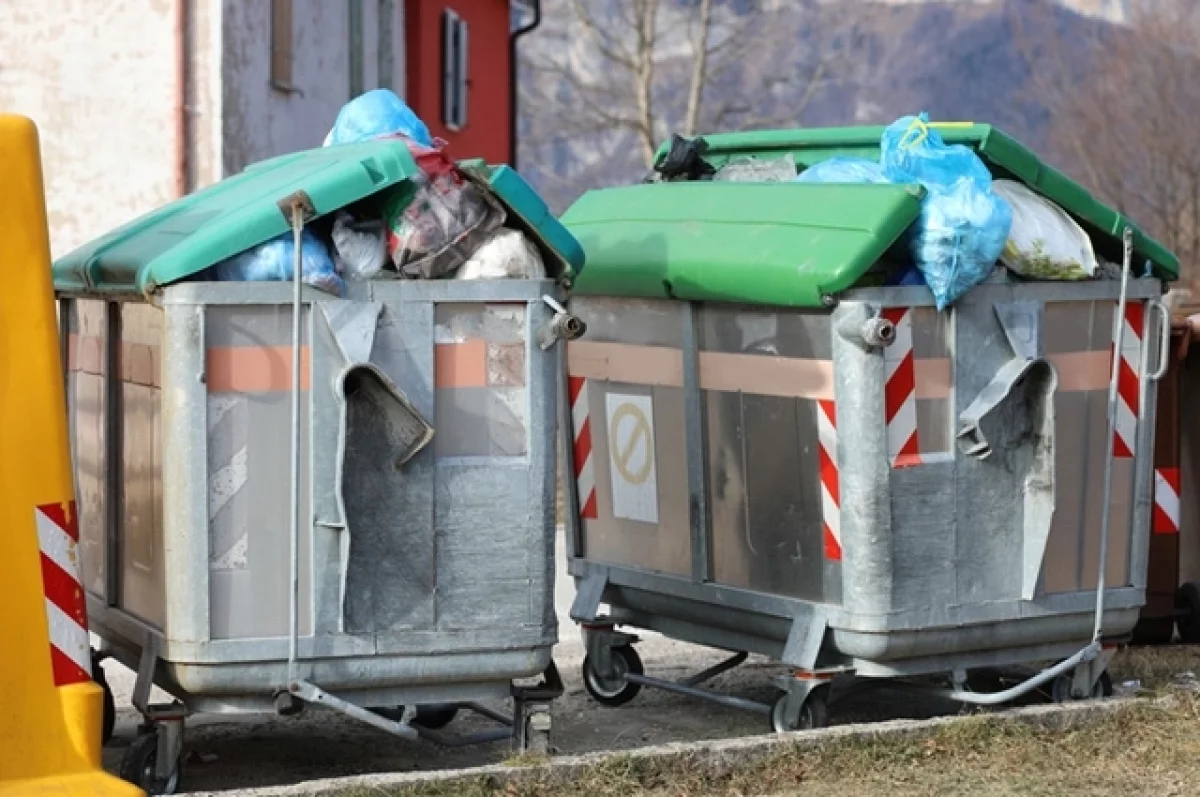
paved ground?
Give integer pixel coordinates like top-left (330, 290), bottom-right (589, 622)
top-left (94, 529), bottom-right (1093, 794)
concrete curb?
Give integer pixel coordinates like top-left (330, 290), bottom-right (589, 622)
top-left (190, 696), bottom-right (1150, 796)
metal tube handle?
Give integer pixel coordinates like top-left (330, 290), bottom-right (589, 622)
top-left (1147, 298), bottom-right (1171, 382)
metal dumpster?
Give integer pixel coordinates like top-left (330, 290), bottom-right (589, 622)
top-left (558, 124), bottom-right (1178, 732)
top-left (1131, 319), bottom-right (1192, 644)
top-left (53, 139), bottom-right (584, 790)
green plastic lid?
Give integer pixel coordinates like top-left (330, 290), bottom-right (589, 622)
top-left (664, 123), bottom-right (1178, 280)
top-left (53, 140), bottom-right (426, 297)
top-left (563, 181), bottom-right (926, 307)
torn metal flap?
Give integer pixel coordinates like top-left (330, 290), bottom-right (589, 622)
top-left (332, 362), bottom-right (435, 632)
top-left (957, 358), bottom-right (1058, 460)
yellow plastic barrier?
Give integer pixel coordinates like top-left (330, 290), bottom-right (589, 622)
top-left (0, 114), bottom-right (142, 796)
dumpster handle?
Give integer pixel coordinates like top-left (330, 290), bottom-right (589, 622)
top-left (287, 203), bottom-right (305, 684)
top-left (1147, 299), bottom-right (1171, 382)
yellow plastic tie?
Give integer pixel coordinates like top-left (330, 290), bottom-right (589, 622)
top-left (899, 117), bottom-right (929, 151)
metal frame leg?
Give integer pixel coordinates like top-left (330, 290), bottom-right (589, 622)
top-left (1069, 645), bottom-right (1116, 698)
top-left (511, 660), bottom-right (563, 754)
top-left (155, 717), bottom-right (185, 783)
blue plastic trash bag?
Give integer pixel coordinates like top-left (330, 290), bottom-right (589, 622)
top-left (215, 229), bottom-right (344, 295)
top-left (881, 113), bottom-right (993, 188)
top-left (324, 89), bottom-right (433, 148)
top-left (880, 113), bottom-right (1012, 309)
top-left (886, 263), bottom-right (926, 287)
top-left (909, 180), bottom-right (1011, 309)
top-left (795, 157), bottom-right (887, 184)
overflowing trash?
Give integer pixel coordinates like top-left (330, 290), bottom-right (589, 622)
top-left (644, 111), bottom-right (1142, 309)
top-left (215, 228), bottom-right (344, 295)
top-left (212, 90), bottom-right (554, 292)
top-left (456, 228), bottom-right (546, 280)
top-left (381, 142), bottom-right (506, 279)
top-left (792, 114), bottom-right (1010, 310)
top-left (331, 211), bottom-right (389, 281)
top-left (715, 154), bottom-right (797, 183)
top-left (795, 157), bottom-right (886, 185)
top-left (323, 88), bottom-right (433, 148)
top-left (991, 179), bottom-right (1098, 280)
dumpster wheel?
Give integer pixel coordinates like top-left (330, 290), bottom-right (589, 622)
top-left (119, 728), bottom-right (181, 795)
top-left (1050, 671), bottom-right (1113, 703)
top-left (582, 645), bottom-right (644, 707)
top-left (770, 684), bottom-right (830, 733)
top-left (1176, 582), bottom-right (1200, 644)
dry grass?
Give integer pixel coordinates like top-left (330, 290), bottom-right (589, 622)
top-left (342, 690), bottom-right (1200, 797)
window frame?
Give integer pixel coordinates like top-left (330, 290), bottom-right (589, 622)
top-left (441, 8), bottom-right (470, 131)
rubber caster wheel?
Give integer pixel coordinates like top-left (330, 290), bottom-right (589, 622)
top-left (93, 657), bottom-right (116, 746)
top-left (413, 704), bottom-right (459, 730)
top-left (770, 685), bottom-right (830, 733)
top-left (1176, 582), bottom-right (1200, 644)
top-left (1051, 671), bottom-right (1113, 702)
top-left (582, 645), bottom-right (643, 707)
top-left (119, 731), bottom-right (181, 795)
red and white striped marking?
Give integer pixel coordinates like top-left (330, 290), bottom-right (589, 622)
top-left (36, 502), bottom-right (91, 686)
top-left (817, 399), bottom-right (842, 561)
top-left (569, 376), bottom-right (598, 519)
top-left (1154, 467), bottom-right (1181, 535)
top-left (882, 307), bottom-right (921, 468)
top-left (1112, 302), bottom-right (1144, 459)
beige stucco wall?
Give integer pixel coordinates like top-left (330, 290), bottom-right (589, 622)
top-left (1, 1), bottom-right (406, 258)
top-left (0, 0), bottom-right (195, 258)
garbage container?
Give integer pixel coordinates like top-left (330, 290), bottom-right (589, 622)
top-left (558, 124), bottom-right (1177, 731)
top-left (54, 138), bottom-right (584, 789)
top-left (1132, 320), bottom-right (1193, 644)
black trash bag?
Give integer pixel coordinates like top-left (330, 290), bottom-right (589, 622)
top-left (651, 135), bottom-right (716, 182)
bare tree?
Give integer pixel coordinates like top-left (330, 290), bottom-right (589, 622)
top-left (521, 0), bottom-right (869, 177)
top-left (1016, 0), bottom-right (1200, 292)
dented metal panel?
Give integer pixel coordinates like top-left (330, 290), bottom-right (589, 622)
top-left (72, 278), bottom-right (560, 708)
top-left (566, 278), bottom-right (1165, 675)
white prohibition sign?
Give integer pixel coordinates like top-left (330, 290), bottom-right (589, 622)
top-left (605, 393), bottom-right (659, 525)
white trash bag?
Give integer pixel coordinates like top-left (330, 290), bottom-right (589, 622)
top-left (991, 179), bottom-right (1098, 281)
top-left (331, 211), bottom-right (390, 280)
top-left (455, 229), bottom-right (546, 280)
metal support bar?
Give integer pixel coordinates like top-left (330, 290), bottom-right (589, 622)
top-left (463, 702), bottom-right (513, 726)
top-left (680, 651), bottom-right (748, 688)
top-left (132, 632), bottom-right (160, 716)
top-left (289, 680), bottom-right (420, 740)
top-left (944, 642), bottom-right (1101, 706)
top-left (622, 672), bottom-right (772, 715)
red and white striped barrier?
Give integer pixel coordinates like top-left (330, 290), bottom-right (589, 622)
top-left (882, 307), bottom-right (921, 468)
top-left (1112, 302), bottom-right (1144, 459)
top-left (1154, 467), bottom-right (1181, 535)
top-left (569, 376), bottom-right (598, 519)
top-left (35, 502), bottom-right (91, 686)
top-left (817, 399), bottom-right (842, 561)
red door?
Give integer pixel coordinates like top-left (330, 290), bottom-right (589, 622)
top-left (405, 0), bottom-right (512, 163)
